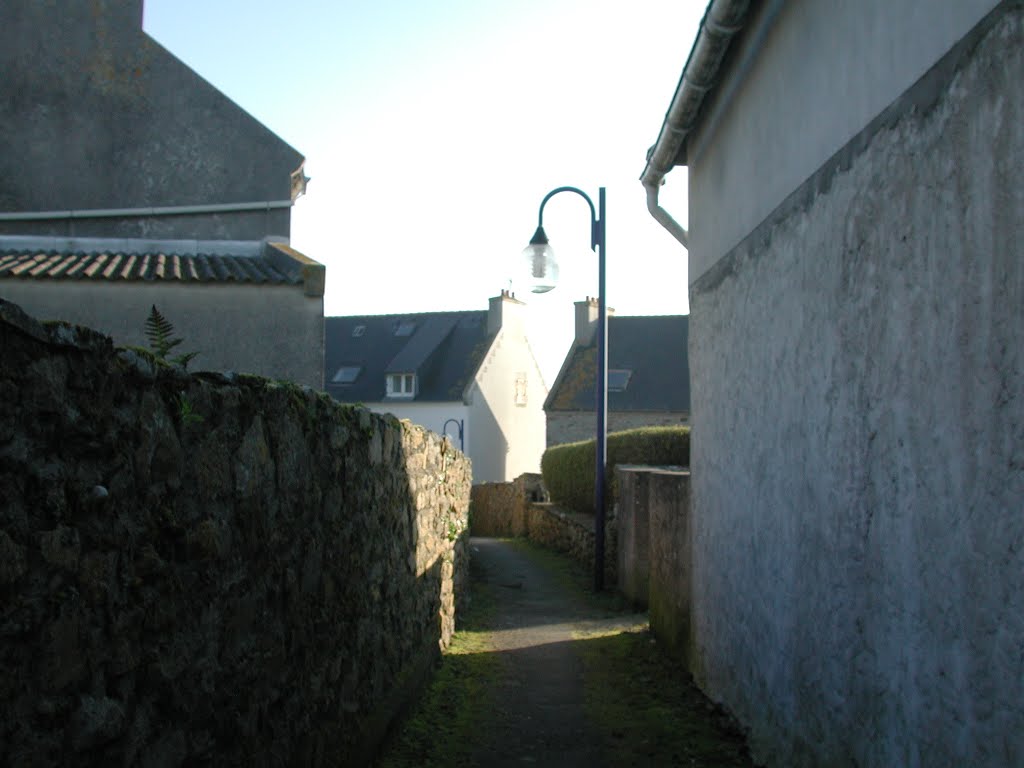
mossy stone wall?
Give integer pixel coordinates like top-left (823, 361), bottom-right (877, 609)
top-left (0, 299), bottom-right (471, 766)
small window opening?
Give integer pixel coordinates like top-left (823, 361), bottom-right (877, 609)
top-left (608, 369), bottom-right (633, 392)
top-left (332, 366), bottom-right (361, 384)
top-left (386, 372), bottom-right (416, 397)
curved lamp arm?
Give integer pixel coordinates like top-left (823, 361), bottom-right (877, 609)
top-left (442, 418), bottom-right (464, 452)
top-left (533, 186), bottom-right (602, 251)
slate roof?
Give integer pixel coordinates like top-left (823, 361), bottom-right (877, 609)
top-left (325, 311), bottom-right (493, 403)
top-left (0, 245), bottom-right (301, 285)
top-left (546, 315), bottom-right (690, 413)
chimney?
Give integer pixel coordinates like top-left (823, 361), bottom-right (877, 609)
top-left (488, 289), bottom-right (524, 335)
top-left (573, 297), bottom-right (615, 345)
top-left (574, 297), bottom-right (599, 344)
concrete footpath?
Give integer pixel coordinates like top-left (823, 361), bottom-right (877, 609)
top-left (467, 537), bottom-right (630, 767)
top-left (378, 536), bottom-right (756, 767)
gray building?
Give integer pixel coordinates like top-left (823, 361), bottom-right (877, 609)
top-left (0, 0), bottom-right (324, 388)
top-left (545, 299), bottom-right (689, 446)
top-left (642, 1), bottom-right (1023, 766)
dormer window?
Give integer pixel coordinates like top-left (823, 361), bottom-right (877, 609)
top-left (386, 373), bottom-right (416, 398)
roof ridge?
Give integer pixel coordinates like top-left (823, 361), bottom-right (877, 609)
top-left (326, 308), bottom-right (487, 321)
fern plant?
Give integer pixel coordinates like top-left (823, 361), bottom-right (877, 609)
top-left (144, 305), bottom-right (199, 369)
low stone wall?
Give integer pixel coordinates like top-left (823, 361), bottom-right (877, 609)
top-left (471, 475), bottom-right (615, 585)
top-left (469, 473), bottom-right (546, 537)
top-left (0, 299), bottom-right (471, 766)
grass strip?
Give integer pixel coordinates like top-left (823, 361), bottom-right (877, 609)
top-left (374, 559), bottom-right (500, 768)
top-left (507, 538), bottom-right (756, 767)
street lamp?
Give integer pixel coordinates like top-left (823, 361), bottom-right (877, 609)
top-left (443, 418), bottom-right (465, 453)
top-left (522, 186), bottom-right (608, 591)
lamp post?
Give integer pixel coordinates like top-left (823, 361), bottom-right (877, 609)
top-left (442, 418), bottom-right (464, 453)
top-left (522, 186), bottom-right (607, 591)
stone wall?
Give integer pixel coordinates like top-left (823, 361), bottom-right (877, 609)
top-left (469, 474), bottom-right (547, 538)
top-left (687, 8), bottom-right (1023, 766)
top-left (0, 299), bottom-right (471, 766)
top-left (470, 475), bottom-right (615, 586)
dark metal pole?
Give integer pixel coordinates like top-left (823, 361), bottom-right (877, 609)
top-left (531, 185), bottom-right (607, 591)
top-left (594, 187), bottom-right (607, 591)
top-left (442, 418), bottom-right (464, 452)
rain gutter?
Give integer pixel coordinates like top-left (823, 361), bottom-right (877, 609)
top-left (0, 199), bottom-right (294, 222)
top-left (640, 0), bottom-right (751, 250)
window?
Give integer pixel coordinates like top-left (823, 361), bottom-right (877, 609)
top-left (393, 320), bottom-right (417, 337)
top-left (352, 325), bottom-right (366, 338)
top-left (514, 372), bottom-right (528, 407)
top-left (386, 373), bottom-right (416, 397)
top-left (608, 369), bottom-right (633, 392)
top-left (332, 366), bottom-right (361, 384)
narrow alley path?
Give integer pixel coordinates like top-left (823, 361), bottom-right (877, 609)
top-left (466, 537), bottom-right (625, 766)
top-left (376, 537), bottom-right (755, 768)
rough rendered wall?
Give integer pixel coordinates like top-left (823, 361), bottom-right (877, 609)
top-left (0, 300), bottom-right (471, 766)
top-left (645, 471), bottom-right (691, 666)
top-left (0, 0), bottom-right (301, 240)
top-left (688, 9), bottom-right (1023, 767)
top-left (0, 281), bottom-right (325, 390)
top-left (615, 467), bottom-right (691, 630)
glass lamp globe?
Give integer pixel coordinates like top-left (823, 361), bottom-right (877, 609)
top-left (521, 227), bottom-right (559, 293)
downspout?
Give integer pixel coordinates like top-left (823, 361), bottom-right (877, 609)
top-left (646, 184), bottom-right (689, 249)
top-left (641, 0), bottom-right (750, 250)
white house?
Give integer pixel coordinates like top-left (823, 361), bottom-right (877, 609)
top-left (325, 291), bottom-right (547, 483)
top-left (641, 1), bottom-right (1022, 766)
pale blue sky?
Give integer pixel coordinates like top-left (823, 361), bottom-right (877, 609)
top-left (143, 0), bottom-right (703, 382)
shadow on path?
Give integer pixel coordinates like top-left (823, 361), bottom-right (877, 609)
top-left (376, 537), bottom-right (755, 768)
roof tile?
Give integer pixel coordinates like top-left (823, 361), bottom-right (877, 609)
top-left (547, 315), bottom-right (690, 413)
top-left (325, 311), bottom-right (492, 404)
top-left (0, 248), bottom-right (303, 286)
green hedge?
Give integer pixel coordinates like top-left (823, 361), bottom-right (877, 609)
top-left (541, 426), bottom-right (690, 515)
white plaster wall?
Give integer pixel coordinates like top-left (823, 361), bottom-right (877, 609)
top-left (367, 401), bottom-right (470, 455)
top-left (687, 9), bottom-right (1023, 766)
top-left (470, 323), bottom-right (548, 483)
top-left (0, 281), bottom-right (323, 389)
top-left (687, 0), bottom-right (999, 282)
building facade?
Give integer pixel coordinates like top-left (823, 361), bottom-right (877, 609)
top-left (643, 1), bottom-right (1023, 766)
top-left (325, 291), bottom-right (547, 483)
top-left (0, 0), bottom-right (324, 388)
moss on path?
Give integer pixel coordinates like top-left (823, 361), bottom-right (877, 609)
top-left (375, 537), bottom-right (755, 767)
